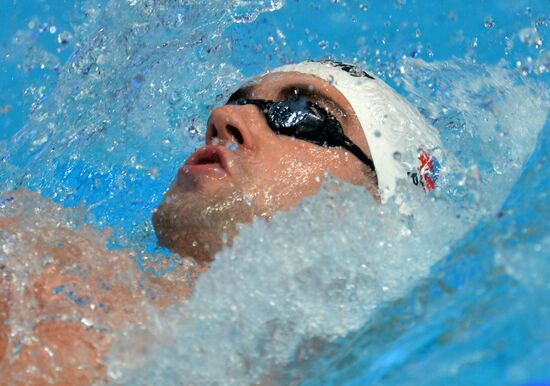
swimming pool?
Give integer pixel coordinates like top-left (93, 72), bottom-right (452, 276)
top-left (1, 0), bottom-right (548, 384)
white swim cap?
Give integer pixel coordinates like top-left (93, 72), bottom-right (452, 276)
top-left (271, 60), bottom-right (443, 203)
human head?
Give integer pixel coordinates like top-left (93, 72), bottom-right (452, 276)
top-left (152, 60), bottom-right (442, 262)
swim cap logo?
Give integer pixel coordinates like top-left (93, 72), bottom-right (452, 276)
top-left (408, 149), bottom-right (440, 192)
top-left (311, 59), bottom-right (375, 79)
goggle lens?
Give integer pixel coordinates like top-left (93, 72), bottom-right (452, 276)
top-left (232, 98), bottom-right (376, 173)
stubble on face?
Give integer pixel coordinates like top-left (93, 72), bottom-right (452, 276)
top-left (152, 176), bottom-right (257, 263)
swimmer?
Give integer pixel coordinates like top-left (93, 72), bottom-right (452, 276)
top-left (153, 60), bottom-right (442, 262)
top-left (0, 60), bottom-right (442, 384)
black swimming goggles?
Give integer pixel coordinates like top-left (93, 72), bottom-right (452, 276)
top-left (231, 98), bottom-right (376, 173)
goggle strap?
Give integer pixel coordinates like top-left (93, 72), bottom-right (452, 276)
top-left (341, 141), bottom-right (376, 173)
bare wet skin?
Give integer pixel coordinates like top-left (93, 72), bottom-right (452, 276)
top-left (0, 190), bottom-right (207, 385)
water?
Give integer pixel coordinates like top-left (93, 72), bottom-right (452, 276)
top-left (0, 0), bottom-right (548, 385)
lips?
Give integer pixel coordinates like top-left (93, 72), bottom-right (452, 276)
top-left (179, 145), bottom-right (231, 177)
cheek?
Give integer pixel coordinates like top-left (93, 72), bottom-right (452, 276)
top-left (246, 139), bottom-right (336, 210)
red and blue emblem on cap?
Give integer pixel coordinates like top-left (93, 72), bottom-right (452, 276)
top-left (408, 148), bottom-right (440, 192)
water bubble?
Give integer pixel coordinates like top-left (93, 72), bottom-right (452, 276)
top-left (81, 318), bottom-right (94, 328)
top-left (374, 130), bottom-right (381, 137)
top-left (0, 196), bottom-right (14, 209)
top-left (187, 125), bottom-right (199, 139)
top-left (410, 48), bottom-right (420, 58)
top-left (57, 31), bottom-right (73, 45)
top-left (318, 40), bottom-right (329, 50)
top-left (359, 4), bottom-right (368, 11)
top-left (484, 17), bottom-right (495, 29)
top-left (518, 27), bottom-right (543, 48)
top-left (535, 17), bottom-right (548, 27)
top-left (226, 142), bottom-right (238, 152)
top-left (393, 151), bottom-right (402, 161)
top-left (49, 26), bottom-right (57, 34)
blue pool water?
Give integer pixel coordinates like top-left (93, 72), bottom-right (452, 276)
top-left (1, 0), bottom-right (549, 385)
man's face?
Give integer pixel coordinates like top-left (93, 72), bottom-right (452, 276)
top-left (152, 71), bottom-right (378, 262)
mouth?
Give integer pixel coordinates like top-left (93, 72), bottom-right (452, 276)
top-left (179, 145), bottom-right (231, 177)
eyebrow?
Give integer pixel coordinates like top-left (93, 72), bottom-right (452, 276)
top-left (226, 84), bottom-right (349, 118)
top-left (277, 84), bottom-right (348, 117)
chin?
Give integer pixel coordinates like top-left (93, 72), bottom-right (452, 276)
top-left (152, 184), bottom-right (257, 262)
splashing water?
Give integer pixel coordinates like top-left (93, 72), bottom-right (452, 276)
top-left (0, 0), bottom-right (548, 385)
top-left (106, 59), bottom-right (548, 384)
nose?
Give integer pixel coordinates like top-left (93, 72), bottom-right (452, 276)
top-left (206, 105), bottom-right (255, 149)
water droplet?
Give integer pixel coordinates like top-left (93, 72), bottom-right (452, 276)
top-left (226, 142), bottom-right (238, 152)
top-left (410, 48), bottom-right (420, 58)
top-left (484, 17), bottom-right (495, 28)
top-left (81, 318), bottom-right (93, 328)
top-left (518, 27), bottom-right (543, 47)
top-left (393, 151), bottom-right (402, 161)
top-left (374, 130), bottom-right (381, 138)
top-left (187, 125), bottom-right (199, 139)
